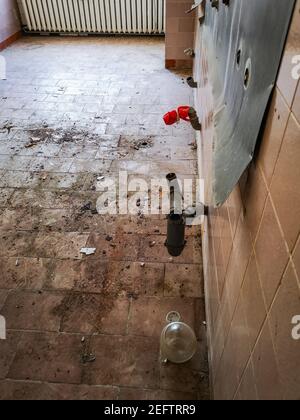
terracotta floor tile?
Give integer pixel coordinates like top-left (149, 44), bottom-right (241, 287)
top-left (0, 188), bottom-right (14, 207)
top-left (0, 332), bottom-right (23, 380)
top-left (10, 189), bottom-right (71, 209)
top-left (160, 362), bottom-right (208, 395)
top-left (0, 257), bottom-right (51, 290)
top-left (82, 335), bottom-right (123, 386)
top-left (139, 235), bottom-right (202, 264)
top-left (0, 232), bottom-right (37, 258)
top-left (118, 387), bottom-right (197, 400)
top-left (45, 259), bottom-right (81, 290)
top-left (128, 296), bottom-right (204, 338)
top-left (0, 380), bottom-right (119, 400)
top-left (0, 290), bottom-right (9, 309)
top-left (2, 290), bottom-right (63, 332)
top-left (58, 294), bottom-right (130, 335)
top-left (164, 263), bottom-right (204, 298)
top-left (85, 335), bottom-right (160, 389)
top-left (106, 261), bottom-right (165, 298)
top-left (33, 232), bottom-right (89, 259)
top-left (86, 233), bottom-right (140, 261)
top-left (7, 332), bottom-right (83, 384)
top-left (76, 259), bottom-right (109, 294)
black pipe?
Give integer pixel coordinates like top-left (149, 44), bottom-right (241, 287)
top-left (164, 173), bottom-right (209, 256)
top-left (186, 76), bottom-right (198, 88)
top-left (165, 173), bottom-right (186, 257)
top-left (166, 173), bottom-right (183, 215)
top-left (165, 213), bottom-right (186, 257)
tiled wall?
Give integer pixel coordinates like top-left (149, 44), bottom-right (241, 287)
top-left (0, 0), bottom-right (21, 49)
top-left (165, 0), bottom-right (195, 69)
top-left (195, 2), bottom-right (300, 400)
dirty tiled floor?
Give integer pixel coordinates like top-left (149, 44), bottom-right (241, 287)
top-left (0, 36), bottom-right (209, 400)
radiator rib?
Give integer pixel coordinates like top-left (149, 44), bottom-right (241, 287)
top-left (18, 0), bottom-right (165, 34)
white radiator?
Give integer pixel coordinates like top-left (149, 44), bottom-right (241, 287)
top-left (19, 0), bottom-right (165, 35)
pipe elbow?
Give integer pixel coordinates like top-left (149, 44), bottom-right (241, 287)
top-left (188, 107), bottom-right (202, 131)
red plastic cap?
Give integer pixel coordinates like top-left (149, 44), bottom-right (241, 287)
top-left (178, 106), bottom-right (190, 122)
top-left (163, 110), bottom-right (178, 125)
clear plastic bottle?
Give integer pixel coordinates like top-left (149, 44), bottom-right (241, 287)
top-left (160, 312), bottom-right (197, 364)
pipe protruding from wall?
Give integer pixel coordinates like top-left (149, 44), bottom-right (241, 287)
top-left (166, 173), bottom-right (183, 215)
top-left (184, 48), bottom-right (195, 58)
top-left (165, 173), bottom-right (186, 257)
top-left (188, 107), bottom-right (202, 131)
top-left (165, 173), bottom-right (208, 256)
top-left (186, 1), bottom-right (203, 14)
top-left (211, 0), bottom-right (219, 9)
top-left (186, 76), bottom-right (198, 88)
top-left (165, 212), bottom-right (186, 257)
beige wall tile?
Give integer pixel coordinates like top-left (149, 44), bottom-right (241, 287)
top-left (258, 89), bottom-right (290, 185)
top-left (233, 214), bottom-right (253, 277)
top-left (277, 0), bottom-right (300, 106)
top-left (166, 17), bottom-right (179, 33)
top-left (252, 320), bottom-right (284, 400)
top-left (239, 168), bottom-right (249, 198)
top-left (214, 239), bottom-right (226, 298)
top-left (166, 1), bottom-right (193, 18)
top-left (292, 236), bottom-right (300, 279)
top-left (203, 213), bottom-right (220, 333)
top-left (178, 18), bottom-right (195, 33)
top-left (217, 285), bottom-right (232, 344)
top-left (224, 255), bottom-right (243, 324)
top-left (206, 265), bottom-right (219, 336)
top-left (213, 330), bottom-right (239, 400)
top-left (255, 198), bottom-right (290, 309)
top-left (235, 360), bottom-right (258, 401)
top-left (220, 216), bottom-right (233, 282)
top-left (225, 214), bottom-right (252, 319)
top-left (242, 254), bottom-right (267, 350)
top-left (167, 31), bottom-right (195, 48)
top-left (165, 0), bottom-right (195, 67)
top-left (230, 297), bottom-right (251, 383)
top-left (270, 114), bottom-right (300, 252)
top-left (243, 163), bottom-right (268, 243)
top-left (227, 185), bottom-right (242, 239)
top-left (207, 238), bottom-right (220, 327)
top-left (215, 294), bottom-right (251, 399)
top-left (211, 311), bottom-right (226, 381)
top-left (218, 203), bottom-right (233, 292)
top-left (292, 81), bottom-right (300, 124)
top-left (166, 45), bottom-right (194, 61)
top-left (269, 263), bottom-right (300, 400)
top-left (209, 207), bottom-right (221, 243)
top-left (202, 217), bottom-right (210, 276)
top-left (210, 300), bottom-right (231, 388)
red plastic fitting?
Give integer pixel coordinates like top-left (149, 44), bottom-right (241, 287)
top-left (163, 109), bottom-right (178, 125)
top-left (178, 106), bottom-right (190, 122)
top-left (163, 106), bottom-right (191, 125)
